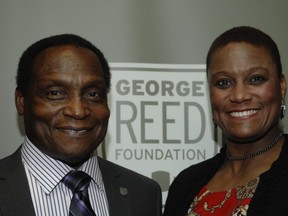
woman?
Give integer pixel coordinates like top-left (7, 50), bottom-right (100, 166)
top-left (163, 26), bottom-right (287, 215)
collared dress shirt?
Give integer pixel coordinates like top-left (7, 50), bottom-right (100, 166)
top-left (21, 136), bottom-right (110, 216)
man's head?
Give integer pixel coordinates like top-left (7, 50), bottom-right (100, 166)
top-left (16, 34), bottom-right (111, 95)
top-left (15, 34), bottom-right (111, 167)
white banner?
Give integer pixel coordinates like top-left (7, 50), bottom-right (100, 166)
top-left (98, 63), bottom-right (221, 204)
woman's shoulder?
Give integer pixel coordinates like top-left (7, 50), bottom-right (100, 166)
top-left (172, 150), bottom-right (225, 186)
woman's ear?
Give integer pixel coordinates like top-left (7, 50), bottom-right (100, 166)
top-left (280, 74), bottom-right (287, 98)
top-left (15, 88), bottom-right (25, 115)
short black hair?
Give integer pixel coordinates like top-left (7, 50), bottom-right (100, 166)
top-left (206, 26), bottom-right (282, 77)
top-left (16, 34), bottom-right (111, 95)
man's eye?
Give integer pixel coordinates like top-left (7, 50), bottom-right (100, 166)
top-left (87, 91), bottom-right (102, 100)
top-left (47, 90), bottom-right (64, 99)
top-left (88, 92), bottom-right (98, 97)
top-left (48, 90), bottom-right (60, 95)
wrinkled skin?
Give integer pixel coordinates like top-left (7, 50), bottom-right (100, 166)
top-left (15, 45), bottom-right (110, 166)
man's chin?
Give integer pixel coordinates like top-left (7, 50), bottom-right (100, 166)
top-left (53, 153), bottom-right (92, 168)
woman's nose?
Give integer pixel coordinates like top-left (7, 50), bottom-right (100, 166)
top-left (229, 84), bottom-right (252, 103)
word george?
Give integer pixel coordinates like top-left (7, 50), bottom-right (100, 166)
top-left (116, 79), bottom-right (205, 97)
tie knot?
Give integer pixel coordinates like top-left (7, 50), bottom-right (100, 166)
top-left (62, 170), bottom-right (92, 192)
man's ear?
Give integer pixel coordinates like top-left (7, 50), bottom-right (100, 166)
top-left (15, 87), bottom-right (25, 115)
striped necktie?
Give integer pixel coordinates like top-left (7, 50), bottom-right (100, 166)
top-left (62, 170), bottom-right (96, 216)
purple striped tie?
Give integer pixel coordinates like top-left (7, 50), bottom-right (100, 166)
top-left (62, 170), bottom-right (96, 216)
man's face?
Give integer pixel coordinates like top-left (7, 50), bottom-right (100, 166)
top-left (15, 45), bottom-right (110, 165)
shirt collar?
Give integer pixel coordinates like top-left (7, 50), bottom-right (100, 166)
top-left (21, 136), bottom-right (105, 194)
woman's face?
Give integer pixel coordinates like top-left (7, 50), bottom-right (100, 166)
top-left (208, 42), bottom-right (286, 142)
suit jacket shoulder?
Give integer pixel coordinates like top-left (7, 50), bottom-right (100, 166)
top-left (98, 157), bottom-right (162, 216)
top-left (0, 147), bottom-right (35, 216)
top-left (0, 149), bottom-right (162, 216)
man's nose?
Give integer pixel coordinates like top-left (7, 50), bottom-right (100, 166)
top-left (63, 98), bottom-right (89, 119)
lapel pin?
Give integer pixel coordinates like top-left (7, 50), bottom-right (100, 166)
top-left (119, 187), bottom-right (128, 196)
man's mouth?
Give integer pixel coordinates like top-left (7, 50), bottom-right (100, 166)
top-left (58, 127), bottom-right (91, 135)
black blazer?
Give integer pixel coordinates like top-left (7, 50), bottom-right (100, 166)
top-left (0, 146), bottom-right (162, 216)
top-left (164, 135), bottom-right (288, 216)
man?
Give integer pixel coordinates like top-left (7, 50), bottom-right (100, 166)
top-left (0, 34), bottom-right (162, 216)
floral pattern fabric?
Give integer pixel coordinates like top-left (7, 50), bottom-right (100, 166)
top-left (187, 177), bottom-right (259, 216)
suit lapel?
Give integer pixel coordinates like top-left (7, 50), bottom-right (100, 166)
top-left (98, 158), bottom-right (130, 216)
top-left (0, 147), bottom-right (35, 216)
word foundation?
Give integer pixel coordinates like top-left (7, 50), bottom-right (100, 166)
top-left (115, 148), bottom-right (206, 161)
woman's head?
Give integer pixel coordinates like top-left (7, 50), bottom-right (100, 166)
top-left (206, 26), bottom-right (286, 141)
top-left (207, 26), bottom-right (282, 78)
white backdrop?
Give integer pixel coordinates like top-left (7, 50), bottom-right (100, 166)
top-left (99, 63), bottom-right (221, 201)
top-left (1, 0), bottom-right (288, 205)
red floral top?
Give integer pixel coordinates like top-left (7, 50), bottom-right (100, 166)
top-left (186, 177), bottom-right (259, 216)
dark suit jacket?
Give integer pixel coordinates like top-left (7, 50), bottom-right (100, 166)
top-left (0, 147), bottom-right (162, 216)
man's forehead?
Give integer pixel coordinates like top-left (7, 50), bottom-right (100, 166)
top-left (34, 45), bottom-right (101, 73)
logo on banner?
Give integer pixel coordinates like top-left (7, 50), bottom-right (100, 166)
top-left (99, 63), bottom-right (220, 202)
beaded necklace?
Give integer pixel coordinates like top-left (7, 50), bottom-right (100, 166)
top-left (226, 131), bottom-right (283, 161)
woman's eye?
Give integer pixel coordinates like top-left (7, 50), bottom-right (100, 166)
top-left (250, 76), bottom-right (266, 84)
top-left (215, 79), bottom-right (232, 88)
